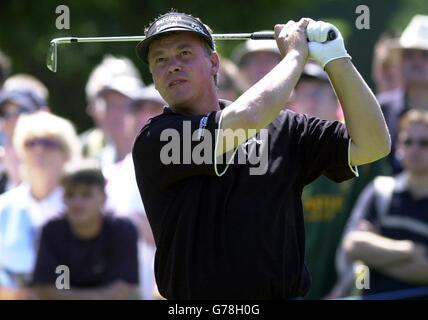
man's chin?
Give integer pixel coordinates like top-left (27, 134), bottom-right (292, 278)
top-left (168, 99), bottom-right (194, 111)
top-left (68, 213), bottom-right (90, 224)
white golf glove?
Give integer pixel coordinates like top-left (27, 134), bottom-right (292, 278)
top-left (306, 20), bottom-right (351, 69)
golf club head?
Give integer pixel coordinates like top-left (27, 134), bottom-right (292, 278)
top-left (47, 41), bottom-right (58, 72)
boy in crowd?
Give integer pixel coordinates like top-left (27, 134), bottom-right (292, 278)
top-left (33, 162), bottom-right (139, 299)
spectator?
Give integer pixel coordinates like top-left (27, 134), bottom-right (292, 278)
top-left (289, 62), bottom-right (339, 120)
top-left (0, 80), bottom-right (49, 194)
top-left (3, 74), bottom-right (50, 106)
top-left (216, 56), bottom-right (245, 101)
top-left (104, 84), bottom-right (164, 299)
top-left (231, 34), bottom-right (281, 88)
top-left (0, 50), bottom-right (12, 287)
top-left (0, 89), bottom-right (47, 143)
top-left (342, 110), bottom-right (428, 298)
top-left (372, 32), bottom-right (403, 105)
top-left (81, 55), bottom-right (144, 170)
top-left (0, 111), bottom-right (80, 296)
top-left (128, 84), bottom-right (166, 138)
top-left (381, 15), bottom-right (428, 174)
top-left (32, 162), bottom-right (139, 299)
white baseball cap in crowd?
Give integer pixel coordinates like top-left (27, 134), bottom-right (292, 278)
top-left (131, 84), bottom-right (166, 106)
top-left (399, 15), bottom-right (428, 51)
top-left (231, 33), bottom-right (280, 66)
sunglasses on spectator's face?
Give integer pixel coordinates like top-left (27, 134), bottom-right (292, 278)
top-left (402, 49), bottom-right (428, 60)
top-left (24, 138), bottom-right (63, 150)
top-left (402, 137), bottom-right (428, 148)
top-left (0, 107), bottom-right (31, 120)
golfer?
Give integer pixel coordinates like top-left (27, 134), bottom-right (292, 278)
top-left (132, 10), bottom-right (390, 299)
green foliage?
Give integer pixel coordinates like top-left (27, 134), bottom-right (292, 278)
top-left (0, 0), bottom-right (427, 131)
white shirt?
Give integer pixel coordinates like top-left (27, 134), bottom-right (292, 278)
top-left (104, 153), bottom-right (145, 216)
top-left (0, 184), bottom-right (64, 287)
top-left (104, 153), bottom-right (157, 299)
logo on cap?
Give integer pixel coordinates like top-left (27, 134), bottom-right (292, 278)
top-left (136, 12), bottom-right (215, 64)
top-left (190, 23), bottom-right (204, 33)
top-left (155, 15), bottom-right (183, 27)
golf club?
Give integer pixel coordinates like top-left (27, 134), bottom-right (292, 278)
top-left (47, 30), bottom-right (336, 72)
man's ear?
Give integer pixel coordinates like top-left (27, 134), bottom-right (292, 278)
top-left (210, 51), bottom-right (220, 76)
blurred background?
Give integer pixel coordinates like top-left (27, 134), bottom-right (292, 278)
top-left (2, 0), bottom-right (428, 300)
top-left (0, 0), bottom-right (426, 132)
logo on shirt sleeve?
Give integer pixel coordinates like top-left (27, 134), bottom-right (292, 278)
top-left (196, 115), bottom-right (209, 141)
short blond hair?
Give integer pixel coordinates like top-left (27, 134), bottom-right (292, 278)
top-left (13, 111), bottom-right (81, 162)
top-left (399, 109), bottom-right (428, 132)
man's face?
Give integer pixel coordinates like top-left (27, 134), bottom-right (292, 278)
top-left (0, 102), bottom-right (31, 139)
top-left (64, 184), bottom-right (105, 226)
top-left (290, 79), bottom-right (338, 121)
top-left (131, 100), bottom-right (163, 135)
top-left (22, 136), bottom-right (67, 174)
top-left (398, 122), bottom-right (428, 175)
top-left (240, 51), bottom-right (281, 86)
top-left (91, 90), bottom-right (133, 143)
top-left (148, 32), bottom-right (219, 111)
top-left (401, 49), bottom-right (428, 85)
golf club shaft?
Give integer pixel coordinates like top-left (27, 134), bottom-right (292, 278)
top-left (50, 32), bottom-right (276, 45)
top-left (47, 30), bottom-right (336, 72)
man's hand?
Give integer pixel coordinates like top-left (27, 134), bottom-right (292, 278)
top-left (343, 230), bottom-right (415, 269)
top-left (274, 18), bottom-right (310, 61)
top-left (307, 21), bottom-right (351, 69)
top-left (383, 242), bottom-right (428, 284)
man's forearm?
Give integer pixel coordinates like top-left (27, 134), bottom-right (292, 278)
top-left (344, 231), bottom-right (414, 269)
top-left (232, 50), bottom-right (306, 130)
top-left (325, 59), bottom-right (391, 166)
top-left (383, 258), bottom-right (428, 284)
top-left (218, 50), bottom-right (306, 154)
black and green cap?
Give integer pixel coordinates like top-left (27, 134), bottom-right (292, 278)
top-left (136, 12), bottom-right (214, 64)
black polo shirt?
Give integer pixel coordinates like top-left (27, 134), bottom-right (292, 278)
top-left (363, 178), bottom-right (428, 296)
top-left (132, 100), bottom-right (356, 299)
top-left (32, 215), bottom-right (139, 288)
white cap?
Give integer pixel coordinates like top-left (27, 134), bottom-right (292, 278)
top-left (96, 75), bottom-right (144, 100)
top-left (231, 33), bottom-right (280, 66)
top-left (86, 55), bottom-right (144, 100)
top-left (132, 84), bottom-right (165, 106)
top-left (399, 15), bottom-right (428, 51)
top-left (301, 61), bottom-right (329, 82)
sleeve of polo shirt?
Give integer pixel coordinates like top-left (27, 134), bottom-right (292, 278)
top-left (132, 110), bottom-right (223, 190)
top-left (298, 114), bottom-right (359, 185)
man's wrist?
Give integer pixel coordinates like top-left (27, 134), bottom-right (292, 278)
top-left (324, 56), bottom-right (353, 75)
top-left (285, 49), bottom-right (307, 66)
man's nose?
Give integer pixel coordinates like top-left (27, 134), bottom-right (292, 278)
top-left (168, 58), bottom-right (182, 74)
